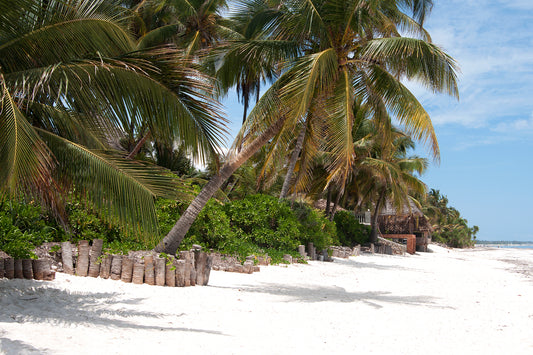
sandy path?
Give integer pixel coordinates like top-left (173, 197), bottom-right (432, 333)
top-left (1, 245), bottom-right (532, 354)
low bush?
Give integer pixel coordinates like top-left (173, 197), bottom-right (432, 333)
top-left (334, 210), bottom-right (371, 247)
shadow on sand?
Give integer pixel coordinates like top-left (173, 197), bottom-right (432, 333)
top-left (224, 282), bottom-right (452, 310)
top-left (0, 279), bottom-right (225, 336)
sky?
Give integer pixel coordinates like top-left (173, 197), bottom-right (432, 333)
top-left (220, 0), bottom-right (533, 242)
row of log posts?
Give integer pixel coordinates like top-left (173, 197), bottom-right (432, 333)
top-left (0, 258), bottom-right (55, 280)
top-left (56, 240), bottom-right (214, 287)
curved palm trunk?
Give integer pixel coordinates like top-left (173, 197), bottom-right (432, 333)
top-left (126, 131), bottom-right (151, 159)
top-left (154, 116), bottom-right (287, 255)
top-left (329, 190), bottom-right (342, 221)
top-left (279, 123), bottom-right (307, 200)
top-left (370, 188), bottom-right (387, 244)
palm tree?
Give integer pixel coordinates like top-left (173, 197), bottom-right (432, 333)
top-left (0, 0), bottom-right (225, 239)
top-left (155, 0), bottom-right (458, 254)
top-left (355, 128), bottom-right (428, 243)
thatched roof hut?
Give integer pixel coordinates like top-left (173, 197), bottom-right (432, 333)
top-left (378, 199), bottom-right (432, 252)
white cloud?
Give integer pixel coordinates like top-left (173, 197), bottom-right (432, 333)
top-left (492, 113), bottom-right (533, 132)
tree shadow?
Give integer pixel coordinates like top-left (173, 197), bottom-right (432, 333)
top-left (0, 334), bottom-right (49, 354)
top-left (218, 282), bottom-right (453, 310)
top-left (0, 279), bottom-right (225, 336)
top-left (331, 257), bottom-right (419, 272)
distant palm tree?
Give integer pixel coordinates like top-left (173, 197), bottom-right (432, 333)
top-left (155, 0), bottom-right (458, 254)
top-left (0, 0), bottom-right (225, 239)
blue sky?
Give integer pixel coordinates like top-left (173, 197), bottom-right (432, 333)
top-left (221, 0), bottom-right (533, 241)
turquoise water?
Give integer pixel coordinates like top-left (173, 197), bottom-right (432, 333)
top-left (477, 245), bottom-right (533, 249)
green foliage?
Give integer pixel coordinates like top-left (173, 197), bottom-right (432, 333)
top-left (334, 211), bottom-right (371, 247)
top-left (290, 201), bottom-right (338, 250)
top-left (0, 200), bottom-right (64, 258)
top-left (423, 189), bottom-right (478, 248)
top-left (224, 195), bottom-right (300, 251)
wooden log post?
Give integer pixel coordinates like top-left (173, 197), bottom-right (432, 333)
top-left (194, 250), bottom-right (207, 286)
top-left (308, 242), bottom-right (316, 260)
top-left (22, 259), bottom-right (34, 279)
top-left (76, 240), bottom-right (90, 277)
top-left (298, 245), bottom-right (307, 258)
top-left (110, 255), bottom-right (123, 280)
top-left (154, 256), bottom-right (166, 286)
top-left (61, 242), bottom-right (74, 275)
top-left (121, 257), bottom-right (134, 283)
top-left (88, 239), bottom-right (104, 278)
top-left (4, 258), bottom-right (14, 279)
top-left (33, 259), bottom-right (55, 280)
top-left (99, 254), bottom-right (112, 279)
top-left (14, 259), bottom-right (23, 278)
top-left (144, 255), bottom-right (155, 286)
top-left (283, 254), bottom-right (293, 264)
top-left (165, 256), bottom-right (176, 287)
top-left (132, 260), bottom-right (144, 285)
top-left (189, 252), bottom-right (196, 286)
top-left (0, 258), bottom-right (4, 278)
top-left (175, 260), bottom-right (186, 287)
top-left (179, 251), bottom-right (191, 287)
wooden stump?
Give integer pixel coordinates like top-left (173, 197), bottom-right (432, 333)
top-left (179, 251), bottom-right (192, 287)
top-left (121, 257), bottom-right (134, 283)
top-left (298, 245), bottom-right (306, 258)
top-left (308, 242), bottom-right (316, 260)
top-left (0, 258), bottom-right (4, 278)
top-left (76, 240), bottom-right (90, 277)
top-left (22, 259), bottom-right (34, 279)
top-left (194, 251), bottom-right (207, 286)
top-left (14, 259), bottom-right (23, 279)
top-left (132, 260), bottom-right (144, 284)
top-left (165, 257), bottom-right (176, 287)
top-left (61, 242), bottom-right (74, 274)
top-left (33, 259), bottom-right (54, 280)
top-left (98, 254), bottom-right (112, 279)
top-left (154, 257), bottom-right (166, 286)
top-left (144, 255), bottom-right (155, 286)
top-left (283, 254), bottom-right (293, 264)
top-left (88, 239), bottom-right (103, 278)
top-left (110, 255), bottom-right (123, 280)
top-left (4, 258), bottom-right (14, 279)
top-left (175, 260), bottom-right (186, 287)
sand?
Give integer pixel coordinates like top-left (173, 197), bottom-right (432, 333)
top-left (1, 244), bottom-right (532, 354)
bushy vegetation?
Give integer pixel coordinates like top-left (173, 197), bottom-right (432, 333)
top-left (333, 211), bottom-right (371, 247)
top-left (0, 200), bottom-right (64, 258)
top-left (423, 189), bottom-right (478, 248)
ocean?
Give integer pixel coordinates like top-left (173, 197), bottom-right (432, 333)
top-left (476, 244), bottom-right (533, 249)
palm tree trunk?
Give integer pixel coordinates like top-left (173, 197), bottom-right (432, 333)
top-left (279, 123), bottom-right (307, 200)
top-left (154, 116), bottom-right (287, 255)
top-left (126, 131), bottom-right (151, 159)
top-left (370, 188), bottom-right (387, 244)
top-left (325, 185), bottom-right (332, 216)
top-left (329, 190), bottom-right (342, 221)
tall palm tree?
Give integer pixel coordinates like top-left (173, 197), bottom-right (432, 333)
top-left (0, 0), bottom-right (225, 239)
top-left (155, 0), bottom-right (458, 254)
top-left (354, 127), bottom-right (428, 243)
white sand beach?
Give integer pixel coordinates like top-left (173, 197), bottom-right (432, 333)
top-left (1, 245), bottom-right (532, 354)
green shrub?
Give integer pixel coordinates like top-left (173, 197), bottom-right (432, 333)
top-left (290, 201), bottom-right (338, 250)
top-left (185, 199), bottom-right (235, 250)
top-left (224, 194), bottom-right (300, 251)
top-left (0, 200), bottom-right (64, 258)
top-left (334, 210), bottom-right (371, 247)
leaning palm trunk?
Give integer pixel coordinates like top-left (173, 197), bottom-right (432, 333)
top-left (370, 188), bottom-right (387, 244)
top-left (279, 123), bottom-right (307, 199)
top-left (154, 116), bottom-right (287, 255)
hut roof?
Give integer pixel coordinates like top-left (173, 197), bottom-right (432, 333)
top-left (379, 199), bottom-right (424, 217)
top-left (378, 214), bottom-right (433, 234)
